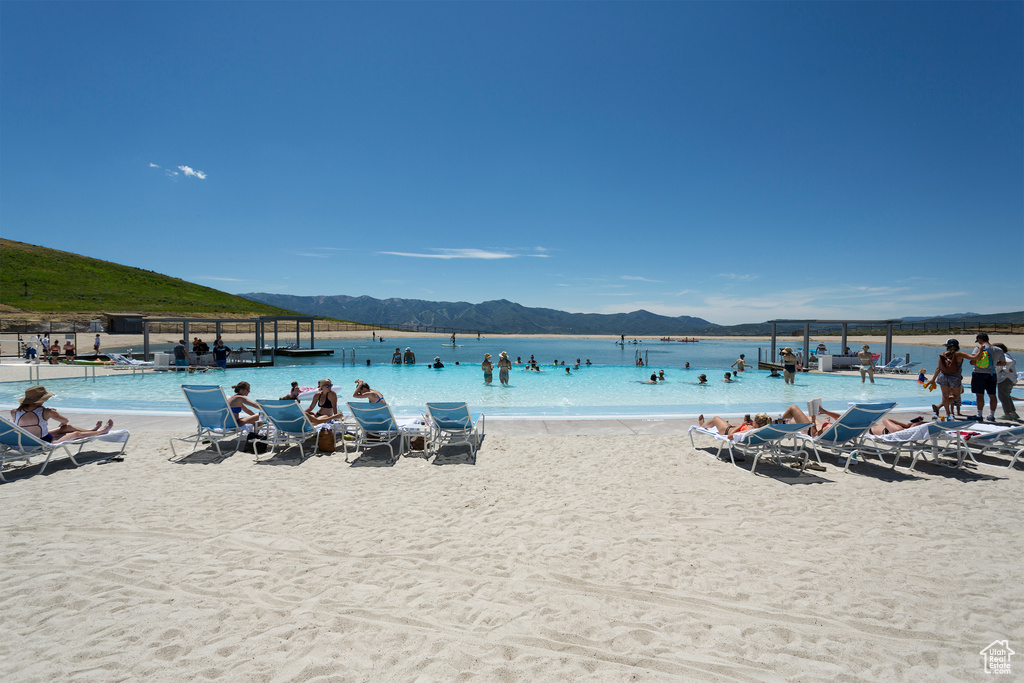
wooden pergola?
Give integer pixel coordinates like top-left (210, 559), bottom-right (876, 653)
top-left (141, 315), bottom-right (319, 365)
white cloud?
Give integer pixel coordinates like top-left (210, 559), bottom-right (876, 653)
top-left (148, 163), bottom-right (160, 168)
top-left (379, 248), bottom-right (515, 260)
top-left (621, 275), bottom-right (663, 283)
top-left (177, 165), bottom-right (207, 180)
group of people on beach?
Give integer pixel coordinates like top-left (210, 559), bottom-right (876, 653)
top-left (223, 376), bottom-right (390, 428)
top-left (926, 333), bottom-right (1018, 422)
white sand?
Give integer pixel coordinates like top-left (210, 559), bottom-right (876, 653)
top-left (2, 419), bottom-right (1022, 680)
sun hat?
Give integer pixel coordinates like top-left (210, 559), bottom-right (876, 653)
top-left (484, 353), bottom-right (491, 359)
top-left (434, 356), bottom-right (441, 362)
top-left (782, 347), bottom-right (793, 353)
top-left (499, 351), bottom-right (508, 358)
top-left (20, 386), bottom-right (53, 406)
top-left (862, 344), bottom-right (870, 350)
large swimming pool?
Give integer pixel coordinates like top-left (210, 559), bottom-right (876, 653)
top-left (2, 338), bottom-right (940, 419)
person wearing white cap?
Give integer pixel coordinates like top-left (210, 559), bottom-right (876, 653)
top-left (857, 344), bottom-right (875, 384)
top-left (403, 347), bottom-right (416, 364)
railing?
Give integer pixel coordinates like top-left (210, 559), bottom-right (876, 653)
top-left (0, 319), bottom-right (489, 337)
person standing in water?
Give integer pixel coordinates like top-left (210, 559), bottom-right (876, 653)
top-left (497, 351), bottom-right (512, 385)
top-left (481, 353), bottom-right (493, 384)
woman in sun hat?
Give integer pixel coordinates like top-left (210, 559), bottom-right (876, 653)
top-left (11, 386), bottom-right (113, 443)
top-left (481, 354), bottom-right (493, 384)
top-left (497, 351), bottom-right (512, 385)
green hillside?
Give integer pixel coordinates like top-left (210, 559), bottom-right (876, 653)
top-left (0, 239), bottom-right (297, 317)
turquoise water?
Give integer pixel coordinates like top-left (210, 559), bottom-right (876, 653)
top-left (3, 338), bottom-right (941, 418)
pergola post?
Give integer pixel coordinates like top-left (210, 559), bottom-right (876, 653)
top-left (771, 322), bottom-right (777, 360)
top-left (885, 323), bottom-right (893, 364)
top-left (143, 321), bottom-right (150, 361)
top-left (802, 323), bottom-right (810, 367)
top-left (841, 323), bottom-right (848, 355)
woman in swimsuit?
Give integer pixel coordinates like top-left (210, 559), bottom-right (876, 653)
top-left (228, 382), bottom-right (261, 428)
top-left (353, 379), bottom-right (386, 404)
top-left (481, 354), bottom-right (493, 384)
top-left (497, 352), bottom-right (511, 385)
top-left (306, 378), bottom-right (342, 424)
top-left (697, 413), bottom-right (770, 440)
top-left (11, 385), bottom-right (114, 443)
top-left (927, 339), bottom-right (981, 419)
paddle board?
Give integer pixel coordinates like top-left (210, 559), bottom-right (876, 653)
top-left (441, 344), bottom-right (465, 347)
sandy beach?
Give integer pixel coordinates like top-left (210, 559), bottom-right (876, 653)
top-left (1, 406), bottom-right (1022, 681)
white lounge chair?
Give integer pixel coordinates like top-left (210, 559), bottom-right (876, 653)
top-left (688, 422), bottom-right (813, 473)
top-left (0, 415), bottom-right (129, 482)
top-left (425, 402), bottom-right (485, 463)
top-left (257, 399), bottom-right (345, 461)
top-left (860, 420), bottom-right (976, 469)
top-left (170, 385), bottom-right (250, 461)
top-left (961, 424), bottom-right (1024, 469)
top-left (346, 402), bottom-right (407, 464)
top-left (795, 402), bottom-right (898, 472)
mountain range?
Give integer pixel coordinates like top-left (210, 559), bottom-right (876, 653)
top-left (240, 293), bottom-right (1023, 336)
top-left (240, 294), bottom-right (718, 335)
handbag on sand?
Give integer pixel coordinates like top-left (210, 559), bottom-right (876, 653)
top-left (317, 428), bottom-right (335, 453)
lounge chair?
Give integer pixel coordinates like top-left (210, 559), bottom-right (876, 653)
top-left (255, 399), bottom-right (338, 462)
top-left (961, 424), bottom-right (1024, 469)
top-left (891, 361), bottom-right (921, 374)
top-left (170, 385), bottom-right (250, 461)
top-left (425, 402), bottom-right (485, 463)
top-left (688, 422), bottom-right (813, 473)
top-left (860, 420), bottom-right (976, 470)
top-left (876, 358), bottom-right (903, 374)
top-left (346, 402), bottom-right (407, 464)
top-left (107, 352), bottom-right (154, 367)
top-left (0, 415), bottom-right (130, 482)
top-left (795, 402), bottom-right (898, 472)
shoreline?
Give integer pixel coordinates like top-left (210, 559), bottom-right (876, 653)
top-left (4, 330), bottom-right (1023, 353)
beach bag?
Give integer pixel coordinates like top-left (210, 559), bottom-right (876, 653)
top-left (243, 433), bottom-right (269, 454)
top-left (317, 428), bottom-right (335, 453)
top-left (409, 435), bottom-right (426, 451)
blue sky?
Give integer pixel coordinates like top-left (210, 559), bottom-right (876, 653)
top-left (2, 2), bottom-right (1021, 325)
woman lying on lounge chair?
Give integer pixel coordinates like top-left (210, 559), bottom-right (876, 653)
top-left (11, 386), bottom-right (114, 443)
top-left (697, 412), bottom-right (770, 439)
top-left (779, 403), bottom-right (923, 436)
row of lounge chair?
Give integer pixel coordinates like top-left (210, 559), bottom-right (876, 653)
top-left (169, 385), bottom-right (485, 465)
top-left (689, 402), bottom-right (1024, 475)
top-left (4, 390), bottom-right (1020, 481)
top-left (874, 358), bottom-right (921, 374)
